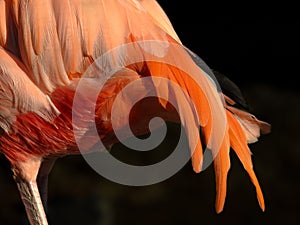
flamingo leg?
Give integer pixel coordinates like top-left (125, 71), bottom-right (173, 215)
top-left (16, 180), bottom-right (48, 225)
top-left (37, 157), bottom-right (57, 212)
top-left (12, 157), bottom-right (49, 225)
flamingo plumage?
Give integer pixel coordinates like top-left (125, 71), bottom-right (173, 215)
top-left (0, 0), bottom-right (270, 225)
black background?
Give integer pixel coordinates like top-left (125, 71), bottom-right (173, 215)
top-left (0, 1), bottom-right (299, 225)
top-left (158, 1), bottom-right (299, 90)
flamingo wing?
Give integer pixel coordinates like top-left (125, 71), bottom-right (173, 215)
top-left (2, 0), bottom-right (176, 93)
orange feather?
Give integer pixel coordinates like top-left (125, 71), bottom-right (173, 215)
top-left (226, 109), bottom-right (265, 211)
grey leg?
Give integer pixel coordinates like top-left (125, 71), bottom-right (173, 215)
top-left (16, 180), bottom-right (49, 225)
top-left (12, 157), bottom-right (49, 225)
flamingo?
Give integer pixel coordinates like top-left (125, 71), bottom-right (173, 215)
top-left (0, 0), bottom-right (271, 225)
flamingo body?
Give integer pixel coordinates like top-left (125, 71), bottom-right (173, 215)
top-left (0, 1), bottom-right (270, 224)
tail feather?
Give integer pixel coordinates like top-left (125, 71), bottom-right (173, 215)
top-left (213, 126), bottom-right (231, 213)
top-left (226, 110), bottom-right (265, 211)
top-left (191, 138), bottom-right (203, 173)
